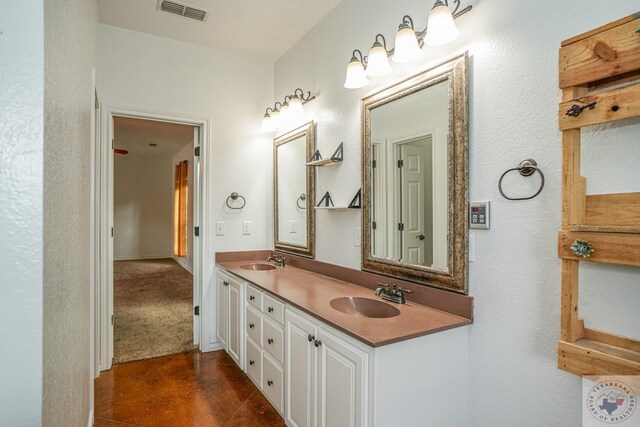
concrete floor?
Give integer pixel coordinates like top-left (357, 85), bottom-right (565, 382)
top-left (94, 350), bottom-right (285, 426)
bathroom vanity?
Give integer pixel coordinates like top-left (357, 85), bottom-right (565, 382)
top-left (216, 251), bottom-right (472, 427)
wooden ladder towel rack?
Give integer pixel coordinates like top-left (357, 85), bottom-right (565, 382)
top-left (557, 12), bottom-right (640, 377)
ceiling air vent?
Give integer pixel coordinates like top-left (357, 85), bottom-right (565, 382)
top-left (158, 1), bottom-right (208, 22)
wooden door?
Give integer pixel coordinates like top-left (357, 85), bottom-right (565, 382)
top-left (285, 310), bottom-right (318, 427)
top-left (316, 328), bottom-right (368, 427)
top-left (216, 273), bottom-right (229, 350)
top-left (227, 278), bottom-right (243, 369)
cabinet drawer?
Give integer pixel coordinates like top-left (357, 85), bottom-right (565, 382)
top-left (263, 294), bottom-right (285, 325)
top-left (263, 317), bottom-right (284, 365)
top-left (246, 285), bottom-right (263, 311)
top-left (245, 337), bottom-right (262, 388)
top-left (262, 352), bottom-right (284, 414)
top-left (246, 305), bottom-right (262, 346)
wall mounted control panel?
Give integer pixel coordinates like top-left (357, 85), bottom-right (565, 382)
top-left (470, 201), bottom-right (490, 230)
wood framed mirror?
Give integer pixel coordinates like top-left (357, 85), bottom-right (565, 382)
top-left (274, 122), bottom-right (315, 258)
top-left (361, 53), bottom-right (468, 293)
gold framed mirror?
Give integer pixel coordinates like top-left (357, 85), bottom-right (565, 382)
top-left (361, 53), bottom-right (468, 293)
top-left (274, 122), bottom-right (316, 258)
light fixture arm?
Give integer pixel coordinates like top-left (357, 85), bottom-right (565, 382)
top-left (293, 88), bottom-right (316, 104)
top-left (274, 101), bottom-right (283, 111)
top-left (351, 49), bottom-right (368, 66)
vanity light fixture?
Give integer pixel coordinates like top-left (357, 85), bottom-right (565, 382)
top-left (260, 89), bottom-right (316, 133)
top-left (343, 0), bottom-right (471, 89)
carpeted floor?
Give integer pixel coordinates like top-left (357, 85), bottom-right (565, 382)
top-left (113, 258), bottom-right (197, 364)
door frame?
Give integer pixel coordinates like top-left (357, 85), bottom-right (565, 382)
top-left (96, 105), bottom-right (212, 371)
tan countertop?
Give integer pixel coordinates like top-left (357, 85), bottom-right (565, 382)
top-left (217, 260), bottom-right (471, 347)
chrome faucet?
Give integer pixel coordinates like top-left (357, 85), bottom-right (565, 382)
top-left (267, 254), bottom-right (286, 267)
top-left (375, 283), bottom-right (412, 304)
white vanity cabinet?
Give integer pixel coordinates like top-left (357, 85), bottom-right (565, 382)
top-left (216, 270), bottom-right (244, 370)
top-left (244, 283), bottom-right (286, 415)
top-left (285, 307), bottom-right (370, 427)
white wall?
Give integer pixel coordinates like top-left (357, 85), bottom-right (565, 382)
top-left (0, 1), bottom-right (44, 424)
top-left (98, 24), bottom-right (274, 348)
top-left (172, 141), bottom-right (195, 272)
top-left (275, 1), bottom-right (640, 425)
top-left (43, 0), bottom-right (98, 425)
top-left (114, 151), bottom-right (174, 260)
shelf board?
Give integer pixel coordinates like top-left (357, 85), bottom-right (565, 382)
top-left (305, 158), bottom-right (342, 166)
top-left (558, 338), bottom-right (640, 376)
top-left (569, 225), bottom-right (640, 234)
top-left (314, 206), bottom-right (349, 210)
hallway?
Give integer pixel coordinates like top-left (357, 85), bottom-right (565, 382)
top-left (95, 351), bottom-right (286, 426)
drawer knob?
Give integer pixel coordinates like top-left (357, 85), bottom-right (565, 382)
top-left (249, 295), bottom-right (255, 301)
top-left (267, 380), bottom-right (273, 387)
top-left (268, 307), bottom-right (274, 313)
top-left (314, 339), bottom-right (322, 348)
top-left (267, 338), bottom-right (274, 344)
top-left (249, 360), bottom-right (254, 366)
top-left (307, 334), bottom-right (314, 342)
top-left (249, 323), bottom-right (255, 329)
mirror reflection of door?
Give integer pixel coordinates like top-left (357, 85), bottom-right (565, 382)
top-left (369, 79), bottom-right (449, 269)
top-left (398, 136), bottom-right (433, 266)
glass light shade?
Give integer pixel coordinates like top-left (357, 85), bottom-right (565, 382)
top-left (365, 43), bottom-right (392, 77)
top-left (344, 58), bottom-right (369, 89)
top-left (288, 96), bottom-right (305, 122)
top-left (260, 113), bottom-right (275, 132)
top-left (270, 109), bottom-right (281, 129)
top-left (280, 101), bottom-right (289, 117)
top-left (425, 1), bottom-right (459, 47)
top-left (392, 25), bottom-right (422, 63)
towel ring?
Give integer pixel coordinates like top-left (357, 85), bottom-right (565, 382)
top-left (498, 159), bottom-right (545, 201)
top-left (226, 192), bottom-right (246, 209)
top-left (297, 193), bottom-right (307, 209)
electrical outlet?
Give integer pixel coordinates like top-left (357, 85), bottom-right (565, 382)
top-left (289, 220), bottom-right (297, 233)
top-left (216, 221), bottom-right (224, 236)
top-left (354, 227), bottom-right (361, 247)
top-left (242, 221), bottom-right (251, 235)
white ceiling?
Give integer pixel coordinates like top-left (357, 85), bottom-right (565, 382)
top-left (97, 0), bottom-right (343, 61)
top-left (114, 116), bottom-right (194, 156)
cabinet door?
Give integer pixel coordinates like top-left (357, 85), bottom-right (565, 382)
top-left (316, 328), bottom-right (368, 427)
top-left (285, 309), bottom-right (318, 427)
top-left (227, 279), bottom-right (243, 369)
top-left (216, 274), bottom-right (229, 350)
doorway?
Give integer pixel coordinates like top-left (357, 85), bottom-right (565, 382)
top-left (111, 117), bottom-right (196, 364)
top-left (95, 108), bottom-right (209, 372)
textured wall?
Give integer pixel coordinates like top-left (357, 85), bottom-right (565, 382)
top-left (114, 151), bottom-right (174, 260)
top-left (43, 0), bottom-right (98, 425)
top-left (0, 1), bottom-right (44, 424)
top-left (97, 24), bottom-right (274, 348)
top-left (275, 0), bottom-right (639, 425)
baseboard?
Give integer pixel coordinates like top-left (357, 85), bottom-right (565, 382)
top-left (209, 340), bottom-right (223, 352)
top-left (113, 254), bottom-right (173, 261)
top-left (87, 409), bottom-right (94, 427)
top-left (172, 256), bottom-right (193, 274)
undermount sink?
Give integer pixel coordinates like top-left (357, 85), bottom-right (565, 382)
top-left (240, 263), bottom-right (277, 271)
top-left (330, 296), bottom-right (401, 319)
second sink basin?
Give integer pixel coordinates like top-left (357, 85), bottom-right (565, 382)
top-left (330, 296), bottom-right (400, 318)
top-left (240, 263), bottom-right (277, 271)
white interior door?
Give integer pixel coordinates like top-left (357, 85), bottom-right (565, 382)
top-left (399, 143), bottom-right (425, 264)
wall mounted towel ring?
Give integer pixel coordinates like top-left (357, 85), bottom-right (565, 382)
top-left (498, 159), bottom-right (545, 201)
top-left (297, 193), bottom-right (307, 209)
top-left (226, 192), bottom-right (246, 209)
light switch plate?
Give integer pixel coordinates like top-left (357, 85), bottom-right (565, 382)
top-left (216, 221), bottom-right (225, 236)
top-left (289, 220), bottom-right (297, 233)
top-left (354, 228), bottom-right (361, 247)
top-left (470, 201), bottom-right (490, 230)
top-left (242, 221), bottom-right (251, 235)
